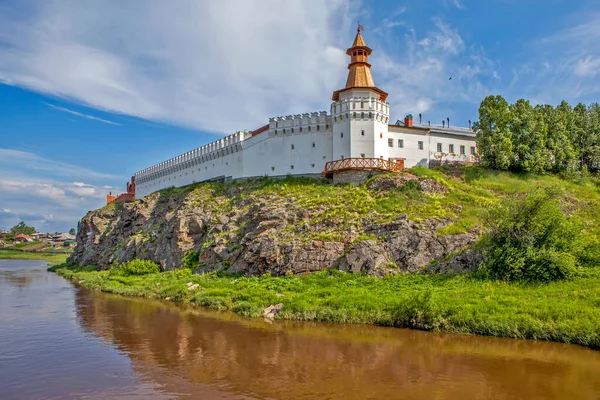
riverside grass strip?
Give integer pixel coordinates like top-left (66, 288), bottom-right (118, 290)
top-left (51, 265), bottom-right (600, 349)
top-left (0, 249), bottom-right (70, 265)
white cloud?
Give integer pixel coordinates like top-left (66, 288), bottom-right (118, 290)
top-left (0, 148), bottom-right (120, 231)
top-left (0, 177), bottom-right (107, 231)
top-left (0, 0), bottom-right (354, 134)
top-left (45, 103), bottom-right (121, 126)
top-left (0, 148), bottom-right (123, 181)
top-left (369, 19), bottom-right (495, 122)
top-left (508, 13), bottom-right (600, 103)
top-left (574, 56), bottom-right (600, 78)
top-left (444, 0), bottom-right (464, 9)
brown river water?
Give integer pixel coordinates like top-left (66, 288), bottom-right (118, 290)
top-left (1, 260), bottom-right (600, 400)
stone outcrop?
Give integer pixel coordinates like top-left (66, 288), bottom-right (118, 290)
top-left (68, 181), bottom-right (480, 276)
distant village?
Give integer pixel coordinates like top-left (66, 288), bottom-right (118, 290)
top-left (0, 230), bottom-right (76, 249)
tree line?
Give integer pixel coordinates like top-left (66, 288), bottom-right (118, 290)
top-left (473, 95), bottom-right (600, 173)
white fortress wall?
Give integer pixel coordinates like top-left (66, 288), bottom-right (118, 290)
top-left (242, 111), bottom-right (333, 178)
top-left (135, 130), bottom-right (247, 198)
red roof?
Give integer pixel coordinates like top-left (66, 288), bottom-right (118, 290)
top-left (16, 234), bottom-right (30, 239)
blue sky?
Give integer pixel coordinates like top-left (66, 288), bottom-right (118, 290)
top-left (1, 0), bottom-right (600, 232)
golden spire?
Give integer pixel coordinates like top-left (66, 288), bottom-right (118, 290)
top-left (332, 25), bottom-right (388, 101)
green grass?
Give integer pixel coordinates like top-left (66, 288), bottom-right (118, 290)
top-left (0, 249), bottom-right (70, 265)
top-left (52, 265), bottom-right (600, 349)
top-left (52, 166), bottom-right (600, 348)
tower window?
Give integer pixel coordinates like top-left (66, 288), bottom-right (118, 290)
top-left (312, 142), bottom-right (316, 147)
top-left (311, 163), bottom-right (315, 168)
top-left (361, 102), bottom-right (364, 109)
top-left (290, 165), bottom-right (294, 170)
top-left (418, 141), bottom-right (424, 150)
top-left (308, 126), bottom-right (311, 131)
top-left (326, 124), bottom-right (329, 129)
top-left (361, 130), bottom-right (365, 136)
top-left (291, 144), bottom-right (295, 150)
top-left (291, 128), bottom-right (294, 133)
top-left (317, 125), bottom-right (320, 131)
top-left (398, 139), bottom-right (404, 148)
top-left (271, 167), bottom-right (275, 171)
top-left (460, 145), bottom-right (465, 155)
top-left (299, 127), bottom-right (302, 132)
top-left (437, 143), bottom-right (442, 152)
top-left (388, 139), bottom-right (393, 147)
top-left (341, 133), bottom-right (344, 138)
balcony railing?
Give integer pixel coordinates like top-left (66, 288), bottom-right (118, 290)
top-left (322, 158), bottom-right (404, 178)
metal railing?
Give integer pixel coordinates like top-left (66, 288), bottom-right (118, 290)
top-left (322, 158), bottom-right (403, 177)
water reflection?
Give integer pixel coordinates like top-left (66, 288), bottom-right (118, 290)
top-left (76, 289), bottom-right (600, 400)
top-left (0, 270), bottom-right (33, 288)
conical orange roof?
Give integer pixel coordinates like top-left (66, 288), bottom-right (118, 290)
top-left (332, 27), bottom-right (388, 101)
top-left (352, 31), bottom-right (367, 47)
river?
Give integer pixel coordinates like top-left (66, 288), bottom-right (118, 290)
top-left (1, 260), bottom-right (600, 399)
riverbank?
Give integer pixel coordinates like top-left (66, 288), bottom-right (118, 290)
top-left (50, 264), bottom-right (600, 349)
top-left (0, 249), bottom-right (69, 265)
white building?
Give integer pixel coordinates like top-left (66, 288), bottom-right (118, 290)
top-left (134, 29), bottom-right (477, 199)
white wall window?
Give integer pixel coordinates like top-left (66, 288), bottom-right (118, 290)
top-left (388, 138), bottom-right (393, 147)
top-left (360, 153), bottom-right (365, 158)
top-left (437, 143), bottom-right (442, 152)
top-left (271, 167), bottom-right (275, 171)
top-left (361, 130), bottom-right (365, 136)
top-left (471, 146), bottom-right (477, 155)
top-left (291, 144), bottom-right (294, 150)
top-left (449, 144), bottom-right (455, 153)
top-left (460, 145), bottom-right (465, 155)
top-left (341, 132), bottom-right (344, 138)
top-left (418, 141), bottom-right (424, 150)
top-left (290, 165), bottom-right (294, 170)
top-left (312, 142), bottom-right (316, 148)
top-left (311, 163), bottom-right (315, 168)
top-left (398, 139), bottom-right (404, 148)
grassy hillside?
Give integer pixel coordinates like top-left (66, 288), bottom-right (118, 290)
top-left (148, 165), bottom-right (600, 242)
top-left (52, 166), bottom-right (600, 347)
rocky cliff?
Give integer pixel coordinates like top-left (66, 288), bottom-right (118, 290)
top-left (68, 174), bottom-right (480, 276)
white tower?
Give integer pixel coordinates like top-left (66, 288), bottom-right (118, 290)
top-left (331, 26), bottom-right (390, 161)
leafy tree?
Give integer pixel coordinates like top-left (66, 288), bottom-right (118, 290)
top-left (473, 95), bottom-right (514, 170)
top-left (10, 221), bottom-right (36, 236)
top-left (474, 96), bottom-right (600, 173)
top-left (69, 228), bottom-right (76, 235)
top-left (544, 102), bottom-right (577, 172)
top-left (509, 100), bottom-right (550, 172)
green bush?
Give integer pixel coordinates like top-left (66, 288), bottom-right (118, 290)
top-left (481, 187), bottom-right (582, 282)
top-left (181, 249), bottom-right (200, 269)
top-left (109, 259), bottom-right (161, 276)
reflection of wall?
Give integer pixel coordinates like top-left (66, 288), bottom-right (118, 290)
top-left (75, 289), bottom-right (600, 400)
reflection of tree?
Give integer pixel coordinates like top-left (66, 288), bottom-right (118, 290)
top-left (0, 272), bottom-right (33, 289)
top-left (74, 289), bottom-right (600, 400)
